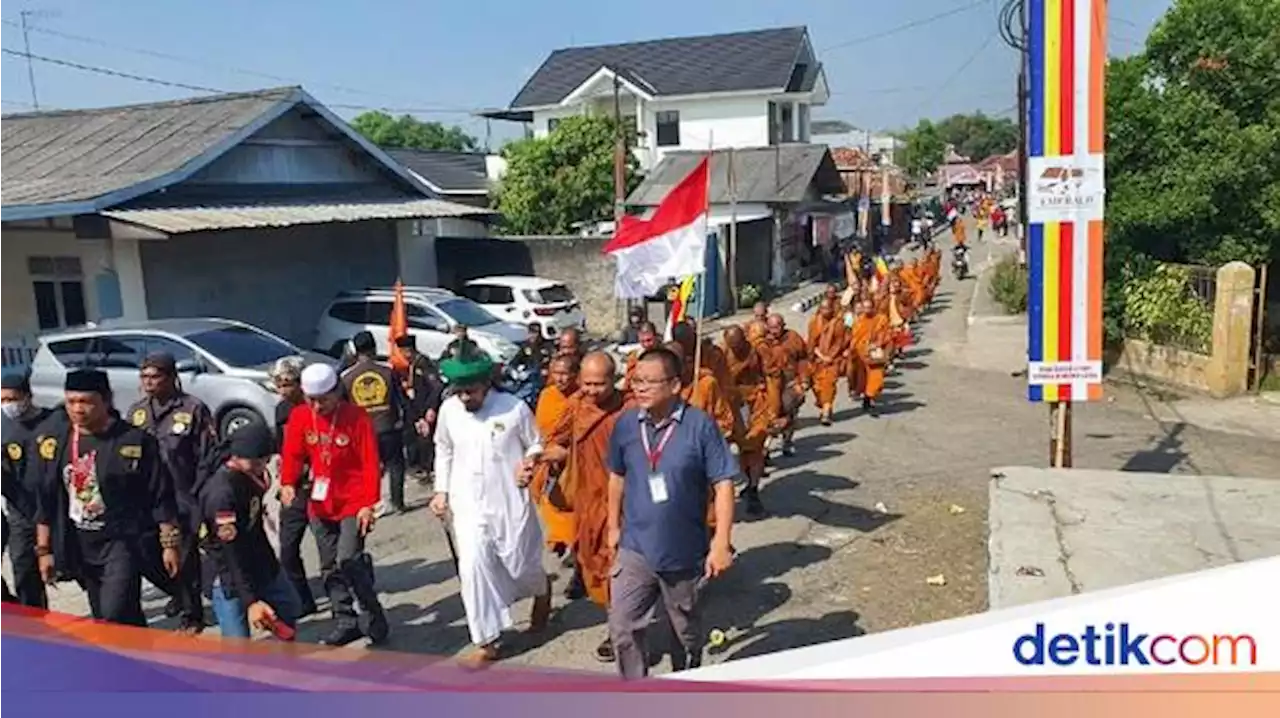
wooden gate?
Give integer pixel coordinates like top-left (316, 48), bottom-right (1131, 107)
top-left (1249, 263), bottom-right (1272, 392)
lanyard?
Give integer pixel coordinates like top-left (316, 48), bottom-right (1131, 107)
top-left (640, 416), bottom-right (678, 473)
top-left (310, 407), bottom-right (343, 473)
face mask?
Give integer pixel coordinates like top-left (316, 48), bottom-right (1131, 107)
top-left (2, 401), bottom-right (29, 419)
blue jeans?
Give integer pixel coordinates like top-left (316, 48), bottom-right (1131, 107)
top-left (210, 570), bottom-right (302, 639)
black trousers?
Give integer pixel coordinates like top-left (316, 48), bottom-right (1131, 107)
top-left (5, 513), bottom-right (47, 609)
top-left (377, 431), bottom-right (406, 509)
top-left (403, 422), bottom-right (434, 473)
top-left (311, 516), bottom-right (383, 628)
top-left (76, 530), bottom-right (146, 627)
top-left (278, 486), bottom-right (314, 608)
top-left (136, 509), bottom-right (203, 624)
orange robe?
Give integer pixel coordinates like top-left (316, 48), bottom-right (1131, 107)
top-left (681, 371), bottom-right (740, 530)
top-left (622, 349), bottom-right (642, 391)
top-left (723, 342), bottom-right (773, 476)
top-left (532, 385), bottom-right (576, 546)
top-left (758, 329), bottom-right (809, 432)
top-left (808, 314), bottom-right (849, 407)
top-left (849, 314), bottom-right (890, 399)
top-left (545, 391), bottom-right (629, 607)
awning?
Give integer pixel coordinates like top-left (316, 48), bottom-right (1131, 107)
top-left (102, 198), bottom-right (496, 234)
top-left (636, 203), bottom-right (773, 226)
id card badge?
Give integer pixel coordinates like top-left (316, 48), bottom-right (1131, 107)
top-left (311, 476), bottom-right (331, 502)
top-left (647, 473), bottom-right (669, 504)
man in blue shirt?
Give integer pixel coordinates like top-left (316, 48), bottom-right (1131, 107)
top-left (606, 346), bottom-right (737, 679)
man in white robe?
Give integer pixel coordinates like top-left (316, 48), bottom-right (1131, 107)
top-left (431, 352), bottom-right (551, 668)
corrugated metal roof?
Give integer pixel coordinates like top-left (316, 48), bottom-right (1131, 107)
top-left (102, 199), bottom-right (494, 234)
top-left (626, 144), bottom-right (844, 206)
top-left (510, 27), bottom-right (809, 108)
top-left (1, 87), bottom-right (298, 207)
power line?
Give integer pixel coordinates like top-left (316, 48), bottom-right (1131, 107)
top-left (0, 47), bottom-right (481, 117)
top-left (822, 0), bottom-right (989, 52)
top-left (910, 29), bottom-right (999, 120)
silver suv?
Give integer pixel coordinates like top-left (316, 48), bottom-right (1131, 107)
top-left (28, 318), bottom-right (329, 438)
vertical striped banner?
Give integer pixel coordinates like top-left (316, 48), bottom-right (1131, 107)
top-left (1026, 0), bottom-right (1107, 402)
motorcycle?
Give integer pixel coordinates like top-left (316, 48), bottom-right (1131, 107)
top-left (952, 244), bottom-right (970, 280)
top-left (499, 361), bottom-right (543, 409)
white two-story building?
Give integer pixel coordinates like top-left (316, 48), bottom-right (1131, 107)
top-left (482, 26), bottom-right (830, 170)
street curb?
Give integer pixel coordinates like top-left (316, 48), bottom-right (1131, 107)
top-left (791, 289), bottom-right (828, 313)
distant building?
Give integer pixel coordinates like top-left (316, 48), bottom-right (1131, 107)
top-left (811, 119), bottom-right (904, 166)
top-left (479, 27), bottom-right (831, 171)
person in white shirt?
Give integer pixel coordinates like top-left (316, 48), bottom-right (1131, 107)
top-left (430, 351), bottom-right (551, 669)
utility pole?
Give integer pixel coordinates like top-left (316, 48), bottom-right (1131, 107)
top-left (20, 10), bottom-right (41, 110)
top-left (612, 74), bottom-right (625, 222)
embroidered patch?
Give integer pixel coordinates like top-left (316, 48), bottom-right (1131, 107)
top-left (6, 443), bottom-right (21, 461)
top-left (171, 422), bottom-right (188, 435)
top-left (334, 433), bottom-right (350, 447)
top-left (492, 421), bottom-right (506, 434)
top-left (173, 411), bottom-right (193, 426)
top-left (118, 445), bottom-right (142, 459)
top-left (214, 511), bottom-right (237, 541)
top-left (305, 431), bottom-right (318, 445)
top-left (131, 408), bottom-right (148, 427)
top-left (38, 437), bottom-right (57, 460)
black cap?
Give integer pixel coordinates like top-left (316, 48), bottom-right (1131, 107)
top-left (65, 369), bottom-right (111, 395)
top-left (1, 371), bottom-right (31, 393)
top-left (352, 331), bottom-right (376, 353)
top-left (227, 420), bottom-right (274, 460)
top-left (141, 352), bottom-right (177, 375)
top-left (394, 333), bottom-right (416, 349)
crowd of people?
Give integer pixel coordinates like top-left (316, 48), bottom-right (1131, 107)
top-left (0, 246), bottom-right (945, 678)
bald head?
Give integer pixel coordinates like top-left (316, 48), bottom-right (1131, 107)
top-left (766, 313), bottom-right (785, 340)
top-left (752, 301), bottom-right (769, 321)
top-left (579, 351), bottom-right (616, 403)
top-left (724, 325), bottom-right (748, 352)
top-left (549, 354), bottom-right (579, 394)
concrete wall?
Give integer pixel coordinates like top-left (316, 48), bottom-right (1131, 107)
top-left (435, 235), bottom-right (620, 336)
top-left (2, 226), bottom-right (149, 328)
top-left (139, 221), bottom-right (399, 348)
top-left (1114, 339), bottom-right (1211, 393)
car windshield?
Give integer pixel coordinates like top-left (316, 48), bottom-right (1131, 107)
top-left (529, 284), bottom-right (575, 304)
top-left (185, 325), bottom-right (299, 368)
top-left (435, 298), bottom-right (500, 327)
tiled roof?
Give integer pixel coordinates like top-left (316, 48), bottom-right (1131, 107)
top-left (385, 148), bottom-right (489, 194)
top-left (510, 27), bottom-right (812, 108)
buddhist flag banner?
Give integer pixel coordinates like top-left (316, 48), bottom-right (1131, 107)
top-left (604, 157), bottom-right (710, 299)
top-left (663, 275), bottom-right (699, 341)
top-left (1025, 0), bottom-right (1107, 403)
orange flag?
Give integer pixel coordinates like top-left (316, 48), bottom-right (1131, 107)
top-left (388, 279), bottom-right (409, 373)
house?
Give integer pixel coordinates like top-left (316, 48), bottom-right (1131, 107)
top-left (1, 87), bottom-right (494, 365)
top-left (829, 147), bottom-right (908, 198)
top-left (384, 148), bottom-right (494, 209)
top-left (811, 120), bottom-right (905, 167)
top-left (625, 144), bottom-right (845, 308)
top-left (479, 27), bottom-right (830, 171)
top-left (976, 151), bottom-right (1020, 194)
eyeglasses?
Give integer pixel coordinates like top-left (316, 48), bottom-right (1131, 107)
top-left (630, 377), bottom-right (675, 389)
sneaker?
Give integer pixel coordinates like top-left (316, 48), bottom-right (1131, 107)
top-left (319, 622), bottom-right (363, 647)
top-left (595, 637), bottom-right (615, 663)
top-left (366, 612), bottom-right (390, 647)
top-left (374, 503), bottom-right (392, 519)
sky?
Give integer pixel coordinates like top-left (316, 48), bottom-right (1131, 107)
top-left (1, 0), bottom-right (1172, 147)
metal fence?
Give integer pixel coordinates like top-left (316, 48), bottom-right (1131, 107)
top-left (1120, 262), bottom-right (1216, 354)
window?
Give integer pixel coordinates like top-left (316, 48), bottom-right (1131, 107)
top-left (327, 302), bottom-right (367, 323)
top-left (405, 304), bottom-right (447, 332)
top-left (434, 298), bottom-right (499, 327)
top-left (527, 284), bottom-right (575, 304)
top-left (185, 326), bottom-right (298, 368)
top-left (655, 111), bottom-right (680, 147)
top-left (780, 103), bottom-right (794, 143)
top-left (364, 301), bottom-right (394, 326)
top-left (768, 102), bottom-right (780, 145)
top-left (92, 334), bottom-right (147, 369)
top-left (46, 337), bottom-right (94, 368)
top-left (28, 255), bottom-right (86, 330)
top-left (143, 336), bottom-right (198, 367)
top-left (547, 118), bottom-right (561, 133)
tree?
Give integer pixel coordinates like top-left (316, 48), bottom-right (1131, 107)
top-left (899, 119), bottom-right (946, 177)
top-left (935, 113), bottom-right (1019, 161)
top-left (1106, 0), bottom-right (1279, 268)
top-left (350, 111), bottom-right (477, 152)
top-left (493, 115), bottom-right (640, 235)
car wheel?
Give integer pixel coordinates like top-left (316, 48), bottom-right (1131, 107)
top-left (219, 407), bottom-right (263, 439)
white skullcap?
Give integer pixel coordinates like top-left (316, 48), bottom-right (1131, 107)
top-left (300, 363), bottom-right (338, 397)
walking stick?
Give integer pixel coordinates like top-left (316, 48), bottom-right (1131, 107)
top-left (439, 511), bottom-right (460, 576)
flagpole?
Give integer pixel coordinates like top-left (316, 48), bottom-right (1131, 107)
top-left (693, 130), bottom-right (713, 379)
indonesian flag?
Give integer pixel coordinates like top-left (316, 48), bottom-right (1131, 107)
top-left (603, 157), bottom-right (709, 299)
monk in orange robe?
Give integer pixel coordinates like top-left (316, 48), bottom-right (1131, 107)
top-left (622, 321), bottom-right (659, 391)
top-left (807, 300), bottom-right (849, 425)
top-left (723, 325), bottom-right (772, 517)
top-left (538, 352), bottom-right (629, 662)
top-left (759, 314), bottom-right (809, 456)
top-left (532, 354), bottom-right (579, 556)
top-left (849, 296), bottom-right (891, 415)
top-left (900, 260), bottom-right (928, 312)
top-left (671, 320), bottom-right (736, 412)
top-left (556, 326), bottom-right (586, 363)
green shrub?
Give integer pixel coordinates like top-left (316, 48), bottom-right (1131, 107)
top-left (738, 283), bottom-right (762, 309)
top-left (988, 255), bottom-right (1028, 314)
top-left (1120, 263), bottom-right (1213, 353)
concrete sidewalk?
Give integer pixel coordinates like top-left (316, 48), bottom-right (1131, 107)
top-left (987, 466), bottom-right (1280, 609)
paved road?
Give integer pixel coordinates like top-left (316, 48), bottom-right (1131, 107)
top-left (30, 227), bottom-right (1280, 673)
